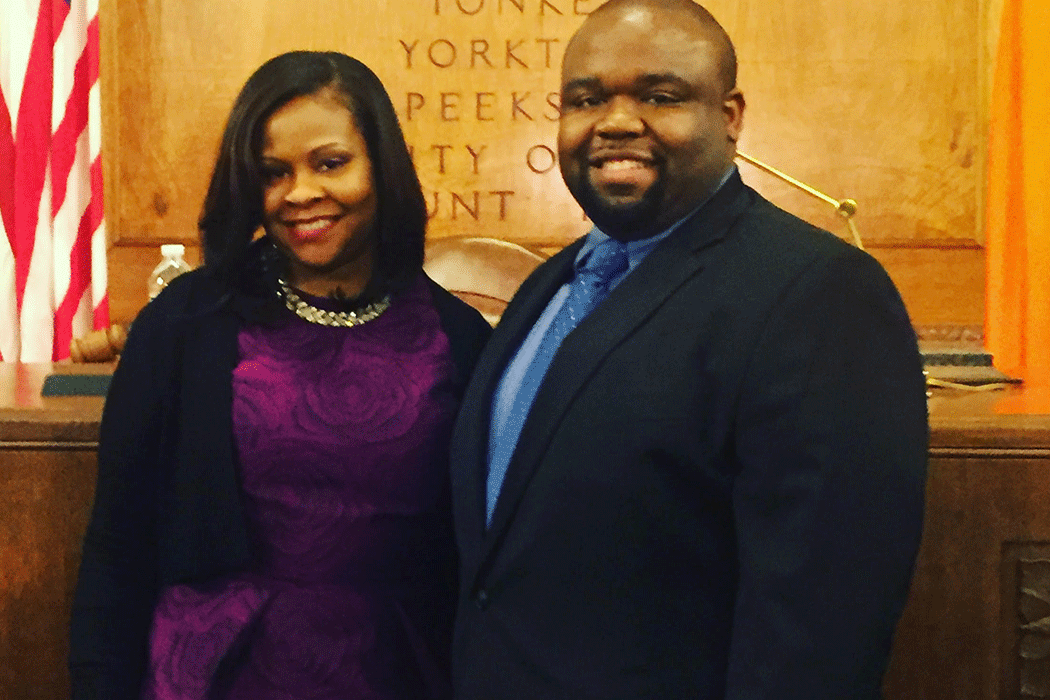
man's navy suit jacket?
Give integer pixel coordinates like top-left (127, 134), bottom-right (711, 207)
top-left (449, 171), bottom-right (929, 700)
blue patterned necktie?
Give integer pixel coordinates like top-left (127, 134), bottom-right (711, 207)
top-left (486, 238), bottom-right (629, 523)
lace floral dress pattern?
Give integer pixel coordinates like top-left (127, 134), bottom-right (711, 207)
top-left (142, 277), bottom-right (460, 700)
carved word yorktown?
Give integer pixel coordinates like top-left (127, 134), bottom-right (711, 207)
top-left (399, 38), bottom-right (564, 70)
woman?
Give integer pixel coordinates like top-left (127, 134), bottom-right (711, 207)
top-left (69, 51), bottom-right (491, 700)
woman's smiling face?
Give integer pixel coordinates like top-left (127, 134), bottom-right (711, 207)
top-left (260, 88), bottom-right (378, 298)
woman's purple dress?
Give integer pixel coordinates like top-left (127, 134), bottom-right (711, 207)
top-left (141, 277), bottom-right (461, 700)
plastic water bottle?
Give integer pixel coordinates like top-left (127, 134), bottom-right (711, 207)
top-left (147, 244), bottom-right (193, 300)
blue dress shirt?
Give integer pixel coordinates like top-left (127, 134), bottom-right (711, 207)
top-left (485, 166), bottom-right (737, 522)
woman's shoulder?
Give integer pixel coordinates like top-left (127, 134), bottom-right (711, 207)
top-left (148, 266), bottom-right (225, 304)
top-left (421, 274), bottom-right (492, 382)
top-left (131, 268), bottom-right (253, 357)
top-left (422, 275), bottom-right (491, 336)
top-left (136, 268), bottom-right (221, 323)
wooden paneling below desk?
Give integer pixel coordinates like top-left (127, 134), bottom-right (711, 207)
top-left (884, 386), bottom-right (1050, 700)
top-left (0, 363), bottom-right (103, 700)
top-left (4, 363), bottom-right (1050, 699)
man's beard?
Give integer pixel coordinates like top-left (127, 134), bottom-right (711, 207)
top-left (570, 169), bottom-right (666, 241)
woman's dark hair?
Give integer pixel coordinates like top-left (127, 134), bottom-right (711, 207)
top-left (199, 51), bottom-right (426, 301)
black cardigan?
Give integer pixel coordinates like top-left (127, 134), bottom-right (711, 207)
top-left (68, 267), bottom-right (492, 700)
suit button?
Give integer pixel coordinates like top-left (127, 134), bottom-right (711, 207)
top-left (474, 589), bottom-right (490, 610)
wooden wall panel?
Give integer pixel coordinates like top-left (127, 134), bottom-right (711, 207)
top-left (100, 0), bottom-right (994, 328)
top-left (871, 246), bottom-right (985, 326)
top-left (730, 0), bottom-right (983, 247)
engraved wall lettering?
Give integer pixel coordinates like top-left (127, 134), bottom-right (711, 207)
top-left (394, 12), bottom-right (585, 241)
top-left (453, 191), bottom-right (481, 220)
top-left (432, 0), bottom-right (594, 15)
top-left (440, 92), bottom-right (460, 121)
top-left (409, 144), bottom-right (490, 175)
top-left (398, 38), bottom-right (563, 69)
top-left (465, 145), bottom-right (487, 174)
top-left (490, 190), bottom-right (514, 220)
top-left (431, 145), bottom-right (453, 173)
top-left (456, 0), bottom-right (485, 14)
top-left (406, 92), bottom-right (426, 120)
top-left (475, 92), bottom-right (496, 121)
top-left (428, 39), bottom-right (458, 68)
top-left (535, 38), bottom-right (560, 69)
top-left (403, 92), bottom-right (560, 122)
top-left (399, 39), bottom-right (419, 68)
top-left (526, 144), bottom-right (557, 174)
top-left (540, 0), bottom-right (562, 15)
top-left (425, 190), bottom-right (518, 221)
top-left (505, 40), bottom-right (528, 68)
top-left (545, 91), bottom-right (561, 120)
top-left (472, 40), bottom-right (494, 68)
top-left (512, 92), bottom-right (533, 120)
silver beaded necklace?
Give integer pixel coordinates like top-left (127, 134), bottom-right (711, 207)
top-left (276, 277), bottom-right (391, 327)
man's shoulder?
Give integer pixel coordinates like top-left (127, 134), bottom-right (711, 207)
top-left (739, 187), bottom-right (846, 244)
top-left (684, 185), bottom-right (892, 311)
top-left (728, 187), bottom-right (871, 268)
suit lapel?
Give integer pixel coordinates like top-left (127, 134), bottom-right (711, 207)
top-left (480, 173), bottom-right (753, 561)
top-left (451, 240), bottom-right (584, 569)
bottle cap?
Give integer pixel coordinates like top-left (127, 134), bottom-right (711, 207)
top-left (160, 243), bottom-right (185, 257)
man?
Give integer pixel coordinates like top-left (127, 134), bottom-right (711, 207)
top-left (449, 0), bottom-right (928, 697)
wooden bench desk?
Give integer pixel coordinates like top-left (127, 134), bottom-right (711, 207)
top-left (0, 363), bottom-right (105, 700)
top-left (3, 362), bottom-right (1050, 699)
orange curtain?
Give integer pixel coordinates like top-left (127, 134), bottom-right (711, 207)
top-left (986, 0), bottom-right (1050, 383)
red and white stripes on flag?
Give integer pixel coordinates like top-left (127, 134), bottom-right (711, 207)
top-left (1, 0), bottom-right (108, 362)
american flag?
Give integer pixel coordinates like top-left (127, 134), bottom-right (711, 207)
top-left (0, 0), bottom-right (108, 362)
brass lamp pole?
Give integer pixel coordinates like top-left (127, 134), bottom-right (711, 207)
top-left (736, 151), bottom-right (863, 250)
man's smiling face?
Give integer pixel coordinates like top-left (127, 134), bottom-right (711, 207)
top-left (557, 2), bottom-right (743, 240)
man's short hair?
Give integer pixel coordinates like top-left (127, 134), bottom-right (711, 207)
top-left (585, 0), bottom-right (738, 93)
